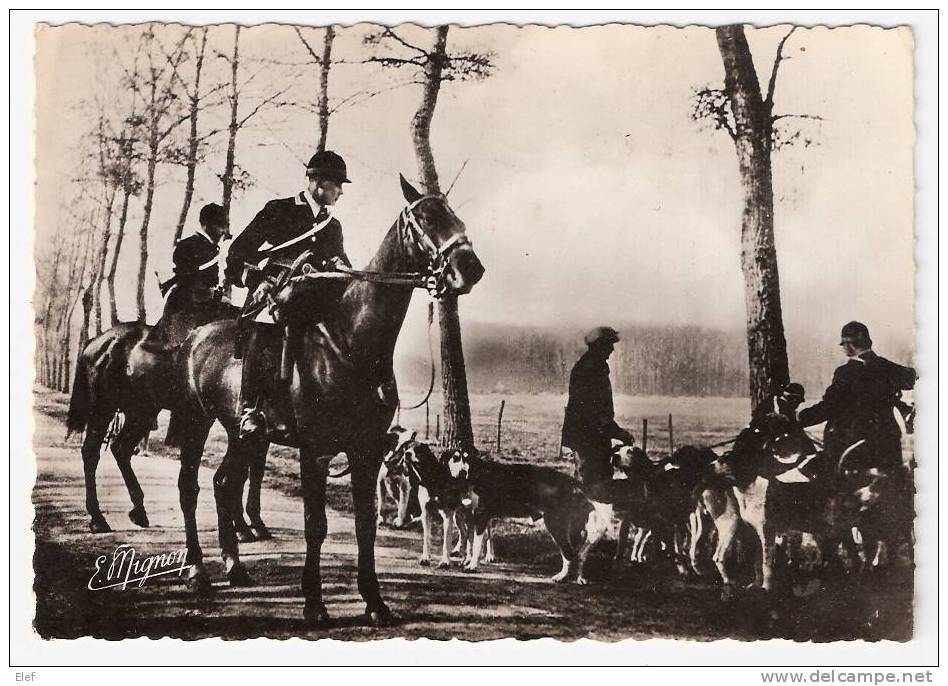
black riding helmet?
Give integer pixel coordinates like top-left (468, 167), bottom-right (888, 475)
top-left (306, 150), bottom-right (351, 185)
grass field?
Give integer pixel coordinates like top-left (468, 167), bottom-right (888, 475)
top-left (34, 386), bottom-right (775, 516)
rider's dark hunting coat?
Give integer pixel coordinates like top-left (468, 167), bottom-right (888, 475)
top-left (225, 192), bottom-right (351, 289)
top-left (798, 350), bottom-right (916, 471)
top-left (226, 192), bottom-right (353, 327)
top-left (148, 231), bottom-right (226, 350)
top-left (561, 349), bottom-right (631, 485)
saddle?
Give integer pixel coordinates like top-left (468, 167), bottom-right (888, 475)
top-left (126, 341), bottom-right (177, 408)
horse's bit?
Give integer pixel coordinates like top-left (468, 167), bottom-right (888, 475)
top-left (399, 195), bottom-right (472, 297)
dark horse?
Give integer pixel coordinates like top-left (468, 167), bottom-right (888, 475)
top-left (173, 176), bottom-right (484, 626)
top-left (67, 322), bottom-right (156, 532)
top-left (66, 311), bottom-right (262, 537)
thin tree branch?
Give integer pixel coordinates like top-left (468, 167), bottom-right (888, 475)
top-left (293, 26), bottom-right (323, 64)
top-left (378, 27), bottom-right (429, 57)
top-left (365, 55), bottom-right (427, 69)
top-left (445, 159), bottom-right (469, 196)
top-left (772, 113), bottom-right (824, 122)
top-left (237, 86), bottom-right (294, 128)
top-left (327, 79), bottom-right (420, 115)
top-left (765, 26), bottom-right (797, 111)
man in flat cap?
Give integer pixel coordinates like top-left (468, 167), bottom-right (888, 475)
top-left (798, 321), bottom-right (916, 474)
top-left (225, 150), bottom-right (353, 437)
top-left (145, 202), bottom-right (231, 352)
top-left (561, 326), bottom-right (634, 492)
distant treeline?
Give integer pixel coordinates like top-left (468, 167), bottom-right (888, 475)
top-left (461, 322), bottom-right (749, 396)
top-left (398, 321), bottom-right (914, 399)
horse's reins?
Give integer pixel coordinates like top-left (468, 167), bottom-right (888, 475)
top-left (289, 196), bottom-right (464, 408)
top-left (290, 195), bottom-right (472, 298)
top-left (400, 301), bottom-right (436, 410)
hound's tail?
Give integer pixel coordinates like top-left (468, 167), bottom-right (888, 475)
top-left (65, 353), bottom-right (91, 438)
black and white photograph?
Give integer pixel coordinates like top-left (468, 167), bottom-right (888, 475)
top-left (10, 9), bottom-right (939, 672)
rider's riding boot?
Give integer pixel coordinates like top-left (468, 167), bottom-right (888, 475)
top-left (237, 327), bottom-right (267, 439)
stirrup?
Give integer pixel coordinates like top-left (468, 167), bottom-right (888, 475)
top-left (239, 408), bottom-right (267, 439)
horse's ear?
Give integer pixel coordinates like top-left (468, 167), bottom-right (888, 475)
top-left (400, 174), bottom-right (423, 204)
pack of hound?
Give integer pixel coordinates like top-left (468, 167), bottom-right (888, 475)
top-left (377, 411), bottom-right (913, 594)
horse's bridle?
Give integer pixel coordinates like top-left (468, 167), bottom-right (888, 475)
top-left (294, 195), bottom-right (473, 299)
top-left (400, 194), bottom-right (472, 298)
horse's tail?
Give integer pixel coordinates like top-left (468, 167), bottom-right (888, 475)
top-left (66, 351), bottom-right (92, 438)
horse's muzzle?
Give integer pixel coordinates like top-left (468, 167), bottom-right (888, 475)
top-left (444, 247), bottom-right (484, 295)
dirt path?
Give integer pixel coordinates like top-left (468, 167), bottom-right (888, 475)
top-left (31, 403), bottom-right (912, 642)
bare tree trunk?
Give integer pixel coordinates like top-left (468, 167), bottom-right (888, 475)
top-left (60, 327), bottom-right (72, 392)
top-left (316, 26), bottom-right (334, 152)
top-left (221, 26), bottom-right (241, 221)
top-left (136, 148), bottom-right (157, 322)
top-left (91, 188), bottom-right (116, 335)
top-left (174, 27), bottom-right (208, 244)
top-left (408, 26), bottom-right (475, 449)
top-left (135, 66), bottom-right (162, 323)
top-left (411, 26), bottom-right (447, 193)
top-left (108, 187), bottom-right (131, 326)
top-left (716, 25), bottom-right (789, 411)
top-left (437, 296), bottom-right (474, 448)
top-left (77, 286), bottom-right (93, 364)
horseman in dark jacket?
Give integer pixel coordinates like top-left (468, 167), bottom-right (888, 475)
top-left (562, 326), bottom-right (634, 491)
top-left (225, 150), bottom-right (353, 437)
top-left (798, 321), bottom-right (916, 474)
top-left (144, 203), bottom-right (230, 352)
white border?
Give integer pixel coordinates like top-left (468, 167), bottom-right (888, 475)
top-left (7, 8), bottom-right (940, 669)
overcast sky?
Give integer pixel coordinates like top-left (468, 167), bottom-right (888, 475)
top-left (34, 23), bottom-right (915, 365)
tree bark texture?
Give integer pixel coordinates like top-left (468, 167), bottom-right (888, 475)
top-left (316, 26), bottom-right (334, 153)
top-left (715, 25), bottom-right (790, 411)
top-left (408, 26), bottom-right (475, 449)
top-left (222, 26), bottom-right (240, 221)
top-left (174, 27), bottom-right (208, 244)
top-left (91, 188), bottom-right (115, 335)
top-left (107, 187), bottom-right (131, 326)
top-left (136, 148), bottom-right (157, 322)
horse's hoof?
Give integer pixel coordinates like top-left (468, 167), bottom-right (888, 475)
top-left (128, 507), bottom-right (149, 528)
top-left (483, 555), bottom-right (496, 564)
top-left (576, 576), bottom-right (589, 586)
top-left (435, 560), bottom-right (450, 569)
top-left (236, 528), bottom-right (257, 543)
top-left (227, 564), bottom-right (254, 587)
top-left (251, 525), bottom-right (273, 541)
top-left (89, 518), bottom-right (112, 534)
top-left (365, 604), bottom-right (395, 628)
top-left (186, 573), bottom-right (214, 595)
top-left (418, 558), bottom-right (431, 567)
top-left (303, 603), bottom-right (331, 628)
top-left (462, 565), bottom-right (478, 574)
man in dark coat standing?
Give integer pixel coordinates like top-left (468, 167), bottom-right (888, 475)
top-left (562, 326), bottom-right (634, 490)
top-left (225, 150), bottom-right (353, 437)
top-left (145, 202), bottom-right (230, 351)
top-left (798, 321), bottom-right (916, 473)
